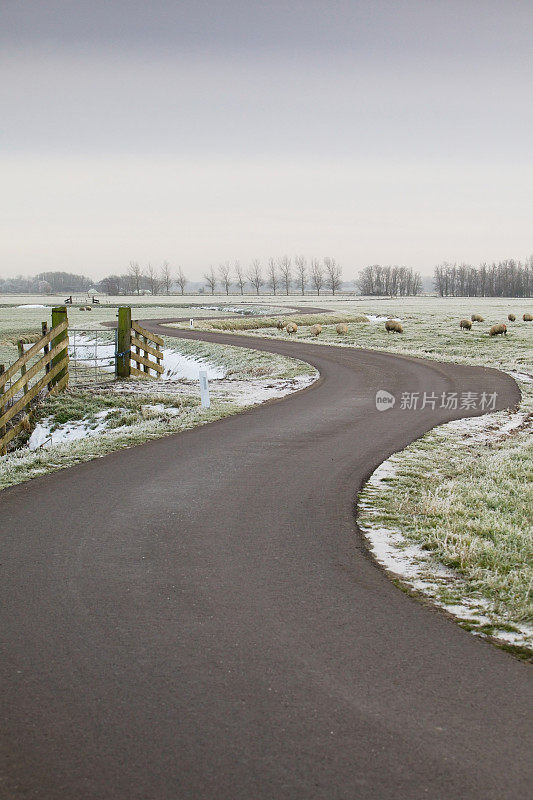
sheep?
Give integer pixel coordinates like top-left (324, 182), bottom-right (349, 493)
top-left (508, 313), bottom-right (516, 322)
top-left (79, 306), bottom-right (85, 311)
top-left (310, 324), bottom-right (322, 336)
top-left (460, 319), bottom-right (472, 330)
top-left (523, 313), bottom-right (533, 321)
top-left (489, 323), bottom-right (507, 336)
top-left (286, 322), bottom-right (298, 335)
top-left (336, 323), bottom-right (348, 335)
top-left (385, 320), bottom-right (403, 333)
top-left (85, 306), bottom-right (92, 311)
top-left (276, 320), bottom-right (285, 330)
top-left (471, 314), bottom-right (484, 322)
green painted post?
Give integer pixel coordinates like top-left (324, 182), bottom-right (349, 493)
top-left (51, 306), bottom-right (69, 387)
top-left (117, 306), bottom-right (132, 378)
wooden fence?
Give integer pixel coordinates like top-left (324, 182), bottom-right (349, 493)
top-left (117, 307), bottom-right (164, 378)
top-left (0, 307), bottom-right (69, 455)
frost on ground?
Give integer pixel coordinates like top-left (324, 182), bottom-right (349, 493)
top-left (357, 405), bottom-right (533, 654)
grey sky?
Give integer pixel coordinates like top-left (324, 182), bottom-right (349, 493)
top-left (1, 1), bottom-right (532, 279)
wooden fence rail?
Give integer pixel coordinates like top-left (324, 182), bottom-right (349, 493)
top-left (0, 308), bottom-right (69, 455)
top-left (130, 320), bottom-right (164, 377)
top-left (116, 308), bottom-right (164, 379)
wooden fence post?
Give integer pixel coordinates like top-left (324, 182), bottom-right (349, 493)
top-left (51, 306), bottom-right (69, 387)
top-left (0, 365), bottom-right (5, 455)
top-left (117, 306), bottom-right (132, 378)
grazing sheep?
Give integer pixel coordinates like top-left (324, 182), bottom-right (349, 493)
top-left (310, 324), bottom-right (322, 336)
top-left (523, 313), bottom-right (533, 321)
top-left (276, 320), bottom-right (285, 330)
top-left (508, 313), bottom-right (516, 321)
top-left (286, 322), bottom-right (298, 335)
top-left (336, 323), bottom-right (348, 335)
top-left (471, 314), bottom-right (484, 322)
top-left (460, 319), bottom-right (472, 330)
top-left (79, 306), bottom-right (85, 311)
top-left (85, 306), bottom-right (92, 311)
top-left (489, 323), bottom-right (507, 336)
top-left (385, 320), bottom-right (403, 333)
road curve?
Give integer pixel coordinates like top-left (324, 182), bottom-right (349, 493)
top-left (1, 323), bottom-right (531, 800)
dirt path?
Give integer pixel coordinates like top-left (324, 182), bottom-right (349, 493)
top-left (1, 319), bottom-right (531, 799)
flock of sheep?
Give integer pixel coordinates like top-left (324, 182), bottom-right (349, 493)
top-left (459, 312), bottom-right (532, 337)
top-left (275, 311), bottom-right (532, 339)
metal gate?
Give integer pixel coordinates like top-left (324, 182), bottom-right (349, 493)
top-left (68, 327), bottom-right (118, 384)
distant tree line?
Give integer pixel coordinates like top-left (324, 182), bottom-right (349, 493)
top-left (0, 271), bottom-right (94, 294)
top-left (434, 259), bottom-right (532, 297)
top-left (201, 256), bottom-right (342, 296)
top-left (355, 265), bottom-right (422, 296)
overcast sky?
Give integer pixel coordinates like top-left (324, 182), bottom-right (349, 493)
top-left (1, 0), bottom-right (532, 280)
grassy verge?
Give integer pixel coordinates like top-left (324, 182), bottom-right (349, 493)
top-left (357, 401), bottom-right (533, 652)
top-left (0, 338), bottom-right (315, 491)
top-left (161, 335), bottom-right (316, 379)
top-left (0, 391), bottom-right (239, 491)
top-left (176, 312), bottom-right (369, 331)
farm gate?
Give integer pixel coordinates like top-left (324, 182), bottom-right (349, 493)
top-left (0, 306), bottom-right (164, 454)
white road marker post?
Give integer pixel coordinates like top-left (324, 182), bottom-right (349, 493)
top-left (199, 370), bottom-right (210, 408)
top-left (190, 318), bottom-right (194, 328)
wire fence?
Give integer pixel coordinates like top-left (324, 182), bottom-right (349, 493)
top-left (68, 328), bottom-right (117, 385)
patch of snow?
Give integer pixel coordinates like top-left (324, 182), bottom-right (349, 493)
top-left (509, 370), bottom-right (533, 383)
top-left (68, 335), bottom-right (116, 371)
top-left (161, 349), bottom-right (225, 380)
top-left (28, 410), bottom-right (119, 450)
top-left (366, 315), bottom-right (402, 323)
top-left (210, 374), bottom-right (316, 406)
top-left (441, 411), bottom-right (528, 443)
top-left (16, 304), bottom-right (48, 309)
top-left (141, 404), bottom-right (182, 416)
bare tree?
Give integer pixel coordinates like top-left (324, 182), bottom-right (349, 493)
top-left (234, 261), bottom-right (246, 295)
top-left (294, 255), bottom-right (307, 295)
top-left (324, 257), bottom-right (342, 295)
top-left (310, 258), bottom-right (324, 295)
top-left (278, 256), bottom-right (292, 295)
top-left (266, 258), bottom-right (279, 295)
top-left (204, 267), bottom-right (217, 295)
top-left (160, 261), bottom-right (172, 295)
top-left (146, 263), bottom-right (160, 296)
top-left (176, 267), bottom-right (188, 295)
top-left (246, 259), bottom-right (264, 295)
top-left (218, 262), bottom-right (232, 295)
top-left (128, 261), bottom-right (142, 295)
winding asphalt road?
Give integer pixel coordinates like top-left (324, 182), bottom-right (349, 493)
top-left (1, 319), bottom-right (531, 799)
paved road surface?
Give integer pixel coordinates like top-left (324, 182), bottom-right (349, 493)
top-left (1, 322), bottom-right (531, 799)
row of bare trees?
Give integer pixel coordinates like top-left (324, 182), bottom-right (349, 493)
top-left (203, 257), bottom-right (342, 295)
top-left (434, 259), bottom-right (533, 297)
top-left (355, 265), bottom-right (422, 296)
top-left (98, 262), bottom-right (189, 296)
